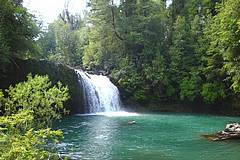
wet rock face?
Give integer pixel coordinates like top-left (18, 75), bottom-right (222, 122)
top-left (0, 58), bottom-right (84, 114)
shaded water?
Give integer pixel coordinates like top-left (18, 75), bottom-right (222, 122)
top-left (56, 113), bottom-right (240, 160)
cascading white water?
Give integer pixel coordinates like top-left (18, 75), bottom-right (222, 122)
top-left (75, 70), bottom-right (122, 113)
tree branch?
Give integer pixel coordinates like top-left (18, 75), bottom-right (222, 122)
top-left (110, 0), bottom-right (124, 41)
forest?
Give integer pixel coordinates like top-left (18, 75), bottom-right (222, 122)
top-left (1, 0), bottom-right (240, 104)
top-left (33, 0), bottom-right (240, 103)
top-left (0, 0), bottom-right (240, 159)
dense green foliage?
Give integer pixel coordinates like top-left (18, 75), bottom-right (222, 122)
top-left (38, 0), bottom-right (239, 104)
top-left (2, 74), bottom-right (69, 126)
top-left (1, 0), bottom-right (240, 105)
top-left (0, 74), bottom-right (69, 159)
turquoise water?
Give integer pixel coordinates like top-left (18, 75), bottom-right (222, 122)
top-left (56, 113), bottom-right (240, 160)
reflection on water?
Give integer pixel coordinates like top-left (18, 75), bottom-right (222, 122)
top-left (83, 116), bottom-right (117, 159)
top-left (56, 113), bottom-right (240, 160)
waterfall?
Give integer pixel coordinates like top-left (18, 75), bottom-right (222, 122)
top-left (75, 70), bottom-right (122, 113)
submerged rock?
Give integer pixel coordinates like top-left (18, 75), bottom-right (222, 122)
top-left (203, 123), bottom-right (240, 141)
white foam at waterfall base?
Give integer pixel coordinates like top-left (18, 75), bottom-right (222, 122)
top-left (76, 70), bottom-right (136, 116)
top-left (96, 111), bottom-right (139, 117)
top-left (76, 112), bottom-right (139, 117)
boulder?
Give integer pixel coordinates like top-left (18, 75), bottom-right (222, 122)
top-left (203, 123), bottom-right (240, 141)
top-left (225, 123), bottom-right (240, 132)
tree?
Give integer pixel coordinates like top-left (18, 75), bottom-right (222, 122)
top-left (37, 24), bottom-right (57, 58)
top-left (38, 12), bottom-right (88, 67)
top-left (205, 0), bottom-right (240, 93)
top-left (83, 0), bottom-right (124, 70)
top-left (168, 16), bottom-right (197, 97)
top-left (198, 0), bottom-right (240, 103)
top-left (0, 0), bottom-right (39, 67)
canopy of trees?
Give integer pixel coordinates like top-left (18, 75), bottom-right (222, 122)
top-left (36, 0), bottom-right (240, 104)
top-left (0, 0), bottom-right (240, 104)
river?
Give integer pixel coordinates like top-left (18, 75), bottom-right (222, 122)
top-left (55, 112), bottom-right (240, 160)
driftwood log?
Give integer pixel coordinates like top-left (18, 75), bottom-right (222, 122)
top-left (203, 123), bottom-right (240, 141)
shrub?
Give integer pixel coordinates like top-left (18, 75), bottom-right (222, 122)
top-left (2, 74), bottom-right (69, 127)
top-left (0, 74), bottom-right (69, 159)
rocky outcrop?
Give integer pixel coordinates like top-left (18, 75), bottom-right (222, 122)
top-left (203, 123), bottom-right (240, 141)
top-left (0, 58), bottom-right (84, 114)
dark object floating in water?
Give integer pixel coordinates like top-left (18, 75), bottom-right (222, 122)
top-left (203, 123), bottom-right (240, 141)
top-left (128, 121), bottom-right (136, 125)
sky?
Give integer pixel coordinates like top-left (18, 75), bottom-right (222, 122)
top-left (23, 0), bottom-right (88, 24)
top-left (23, 0), bottom-right (172, 25)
